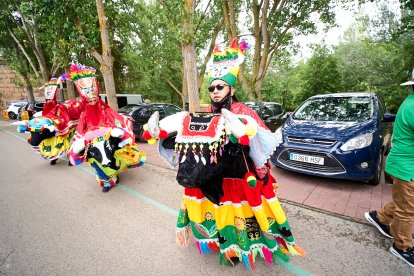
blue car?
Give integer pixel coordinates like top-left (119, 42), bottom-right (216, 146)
top-left (271, 92), bottom-right (396, 185)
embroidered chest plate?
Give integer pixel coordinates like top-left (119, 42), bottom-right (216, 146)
top-left (174, 113), bottom-right (229, 165)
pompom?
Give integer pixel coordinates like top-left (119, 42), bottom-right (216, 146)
top-left (230, 37), bottom-right (238, 49)
top-left (159, 129), bottom-right (168, 139)
top-left (70, 64), bottom-right (78, 72)
top-left (147, 138), bottom-right (157, 145)
top-left (245, 172), bottom-right (257, 188)
top-left (142, 130), bottom-right (152, 140)
top-left (245, 125), bottom-right (256, 137)
top-left (239, 40), bottom-right (249, 52)
top-left (238, 135), bottom-right (250, 146)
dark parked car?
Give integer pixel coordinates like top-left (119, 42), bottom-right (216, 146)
top-left (245, 101), bottom-right (286, 132)
top-left (118, 103), bottom-right (182, 142)
top-left (270, 92), bottom-right (395, 185)
top-left (18, 101), bottom-right (45, 120)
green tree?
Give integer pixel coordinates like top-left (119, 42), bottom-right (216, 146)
top-left (222, 0), bottom-right (345, 100)
top-left (295, 45), bottom-right (341, 103)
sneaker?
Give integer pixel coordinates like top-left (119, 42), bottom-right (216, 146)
top-left (102, 186), bottom-right (112, 193)
top-left (364, 211), bottom-right (393, 239)
top-left (390, 243), bottom-right (414, 268)
top-left (50, 159), bottom-right (57, 166)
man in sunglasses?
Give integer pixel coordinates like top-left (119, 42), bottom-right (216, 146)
top-left (171, 38), bottom-right (304, 270)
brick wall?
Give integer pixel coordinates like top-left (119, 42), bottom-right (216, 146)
top-left (0, 60), bottom-right (42, 110)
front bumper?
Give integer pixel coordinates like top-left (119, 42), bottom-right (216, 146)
top-left (271, 145), bottom-right (377, 181)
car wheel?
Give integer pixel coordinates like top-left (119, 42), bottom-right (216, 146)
top-left (369, 150), bottom-right (384, 186)
top-left (8, 111), bottom-right (17, 119)
top-left (137, 128), bottom-right (147, 143)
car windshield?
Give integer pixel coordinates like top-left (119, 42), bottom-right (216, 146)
top-left (118, 105), bottom-right (139, 113)
top-left (293, 96), bottom-right (374, 122)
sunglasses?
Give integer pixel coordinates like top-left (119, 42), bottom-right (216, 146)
top-left (208, 84), bottom-right (229, 92)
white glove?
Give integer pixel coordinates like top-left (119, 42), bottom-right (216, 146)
top-left (72, 138), bottom-right (86, 154)
top-left (147, 111), bottom-right (160, 138)
top-left (221, 108), bottom-right (246, 138)
top-left (110, 128), bottom-right (125, 138)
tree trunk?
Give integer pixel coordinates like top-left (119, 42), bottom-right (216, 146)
top-left (96, 0), bottom-right (118, 110)
top-left (182, 44), bottom-right (199, 112)
top-left (66, 79), bottom-right (77, 100)
top-left (22, 73), bottom-right (35, 103)
top-left (181, 0), bottom-right (199, 112)
top-left (254, 77), bottom-right (263, 101)
top-left (11, 38), bottom-right (35, 103)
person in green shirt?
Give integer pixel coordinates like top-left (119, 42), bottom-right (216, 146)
top-left (365, 69), bottom-right (414, 268)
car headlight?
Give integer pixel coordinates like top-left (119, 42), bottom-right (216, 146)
top-left (274, 126), bottom-right (283, 144)
top-left (340, 133), bottom-right (373, 151)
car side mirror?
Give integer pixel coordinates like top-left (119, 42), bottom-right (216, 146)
top-left (383, 113), bottom-right (396, 122)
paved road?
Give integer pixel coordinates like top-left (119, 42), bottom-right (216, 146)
top-left (0, 121), bottom-right (411, 275)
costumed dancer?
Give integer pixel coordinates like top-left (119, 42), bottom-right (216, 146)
top-left (67, 64), bottom-right (146, 192)
top-left (143, 38), bottom-right (304, 271)
top-left (16, 77), bottom-right (85, 165)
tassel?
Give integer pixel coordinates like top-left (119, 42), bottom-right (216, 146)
top-left (208, 241), bottom-right (220, 251)
top-left (241, 254), bottom-right (253, 272)
top-left (287, 244), bottom-right (306, 256)
top-left (276, 236), bottom-right (288, 250)
top-left (201, 156), bottom-right (206, 165)
top-left (180, 155), bottom-right (187, 163)
top-left (195, 241), bottom-right (202, 254)
top-left (192, 144), bottom-right (199, 163)
top-left (262, 247), bottom-right (274, 265)
top-left (199, 242), bottom-right (212, 255)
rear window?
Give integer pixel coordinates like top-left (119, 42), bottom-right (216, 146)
top-left (119, 105), bottom-right (140, 113)
top-left (293, 96), bottom-right (374, 122)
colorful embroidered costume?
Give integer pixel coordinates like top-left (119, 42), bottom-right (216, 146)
top-left (143, 38), bottom-right (304, 271)
top-left (16, 77), bottom-right (85, 162)
top-left (66, 65), bottom-right (145, 191)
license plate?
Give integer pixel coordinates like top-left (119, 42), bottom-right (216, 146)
top-left (289, 153), bottom-right (325, 165)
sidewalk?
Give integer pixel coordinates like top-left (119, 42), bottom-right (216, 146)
top-left (138, 142), bottom-right (392, 222)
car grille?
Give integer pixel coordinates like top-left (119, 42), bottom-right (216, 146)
top-left (287, 136), bottom-right (337, 146)
top-left (277, 149), bottom-right (345, 174)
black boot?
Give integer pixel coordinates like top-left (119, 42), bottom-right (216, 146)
top-left (50, 159), bottom-right (57, 165)
top-left (68, 160), bottom-right (73, 166)
top-left (102, 186), bottom-right (113, 193)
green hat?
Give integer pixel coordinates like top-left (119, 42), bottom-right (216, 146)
top-left (206, 37), bottom-right (248, 87)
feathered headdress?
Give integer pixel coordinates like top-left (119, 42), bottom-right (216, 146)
top-left (206, 37), bottom-right (249, 87)
top-left (68, 64), bottom-right (97, 81)
top-left (65, 64), bottom-right (100, 102)
top-left (43, 77), bottom-right (63, 101)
